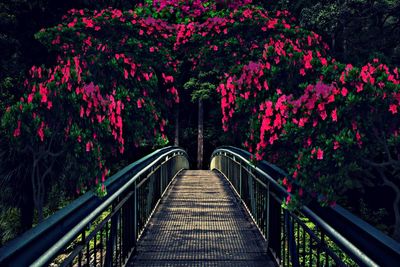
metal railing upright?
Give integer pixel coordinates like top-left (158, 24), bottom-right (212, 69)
top-left (0, 146), bottom-right (189, 267)
top-left (211, 146), bottom-right (400, 267)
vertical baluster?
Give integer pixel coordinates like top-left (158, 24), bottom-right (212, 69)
top-left (160, 164), bottom-right (164, 195)
top-left (308, 231), bottom-right (313, 267)
top-left (104, 208), bottom-right (118, 267)
top-left (94, 229), bottom-right (97, 267)
top-left (285, 213), bottom-right (289, 267)
top-left (239, 164), bottom-right (243, 197)
top-left (282, 210), bottom-right (285, 267)
top-left (321, 232), bottom-right (326, 267)
top-left (78, 250), bottom-right (82, 267)
top-left (289, 213), bottom-right (299, 267)
top-left (316, 230), bottom-right (321, 267)
top-left (100, 226), bottom-right (104, 267)
top-left (120, 212), bottom-right (123, 267)
top-left (296, 219), bottom-right (300, 265)
top-left (265, 182), bottom-right (270, 246)
top-left (302, 222), bottom-right (306, 266)
top-left (86, 238), bottom-right (90, 267)
top-left (134, 181), bottom-right (137, 249)
top-left (253, 182), bottom-right (260, 225)
top-left (325, 252), bottom-right (329, 267)
top-left (105, 220), bottom-right (109, 266)
top-left (122, 195), bottom-right (126, 261)
top-left (257, 182), bottom-right (264, 226)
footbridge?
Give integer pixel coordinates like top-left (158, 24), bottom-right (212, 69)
top-left (0, 147), bottom-right (399, 266)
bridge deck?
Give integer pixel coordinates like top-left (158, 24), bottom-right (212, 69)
top-left (128, 170), bottom-right (275, 266)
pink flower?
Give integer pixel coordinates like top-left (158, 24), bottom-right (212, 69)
top-left (331, 108), bottom-right (337, 122)
top-left (317, 148), bottom-right (324, 160)
top-left (311, 148), bottom-right (316, 156)
top-left (28, 94), bottom-right (34, 103)
top-left (82, 18), bottom-right (94, 28)
top-left (356, 83), bottom-right (364, 93)
top-left (13, 121), bottom-right (21, 137)
top-left (287, 183), bottom-right (292, 193)
top-left (286, 195), bottom-right (291, 204)
top-left (137, 99), bottom-right (142, 109)
top-left (341, 87), bottom-right (348, 97)
top-left (320, 111), bottom-right (327, 120)
top-left (303, 51), bottom-right (313, 69)
top-left (37, 121), bottom-right (45, 142)
top-left (307, 137), bottom-right (312, 147)
top-left (389, 104), bottom-right (398, 114)
top-left (333, 141), bottom-right (340, 150)
top-left (298, 188), bottom-right (303, 197)
top-left (327, 95), bottom-right (335, 103)
top-left (320, 57), bottom-right (328, 66)
top-left (86, 141), bottom-right (95, 152)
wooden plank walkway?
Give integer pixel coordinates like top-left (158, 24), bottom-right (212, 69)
top-left (127, 170), bottom-right (275, 267)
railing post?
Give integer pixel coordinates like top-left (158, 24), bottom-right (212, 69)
top-left (239, 163), bottom-right (242, 196)
top-left (146, 173), bottom-right (154, 217)
top-left (265, 182), bottom-right (270, 247)
top-left (248, 168), bottom-right (256, 216)
top-left (286, 211), bottom-right (300, 267)
top-left (160, 164), bottom-right (163, 195)
top-left (105, 209), bottom-right (119, 267)
top-left (133, 181), bottom-right (137, 248)
top-left (269, 196), bottom-right (282, 262)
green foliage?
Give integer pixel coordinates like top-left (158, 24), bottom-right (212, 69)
top-left (184, 72), bottom-right (217, 102)
top-left (271, 0), bottom-right (400, 65)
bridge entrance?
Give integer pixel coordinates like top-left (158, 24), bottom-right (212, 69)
top-left (128, 170), bottom-right (274, 266)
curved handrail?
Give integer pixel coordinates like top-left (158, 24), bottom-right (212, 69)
top-left (0, 146), bottom-right (189, 266)
top-left (211, 146), bottom-right (400, 266)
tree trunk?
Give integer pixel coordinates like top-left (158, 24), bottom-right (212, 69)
top-left (197, 99), bottom-right (204, 170)
top-left (19, 180), bottom-right (34, 232)
top-left (31, 157), bottom-right (44, 223)
top-left (392, 192), bottom-right (400, 241)
top-left (174, 108), bottom-right (179, 147)
top-left (331, 32), bottom-right (336, 53)
top-left (378, 169), bottom-right (400, 241)
top-left (342, 26), bottom-right (347, 60)
top-left (388, 179), bottom-right (400, 241)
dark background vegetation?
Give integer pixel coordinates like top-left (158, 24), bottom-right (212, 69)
top-left (1, 0), bottom-right (399, 245)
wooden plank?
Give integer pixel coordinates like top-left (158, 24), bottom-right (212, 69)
top-left (127, 170), bottom-right (275, 266)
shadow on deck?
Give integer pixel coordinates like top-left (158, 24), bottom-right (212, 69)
top-left (128, 170), bottom-right (275, 266)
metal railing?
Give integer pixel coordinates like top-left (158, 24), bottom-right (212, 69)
top-left (211, 146), bottom-right (400, 267)
top-left (0, 146), bottom-right (189, 266)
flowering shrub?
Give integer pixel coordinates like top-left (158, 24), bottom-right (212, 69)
top-left (215, 7), bottom-right (400, 213)
top-left (1, 7), bottom-right (178, 220)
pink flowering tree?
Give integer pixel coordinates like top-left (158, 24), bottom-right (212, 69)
top-left (215, 6), bottom-right (400, 238)
top-left (1, 7), bottom-right (178, 222)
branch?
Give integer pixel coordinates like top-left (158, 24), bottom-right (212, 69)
top-left (372, 127), bottom-right (395, 162)
top-left (362, 158), bottom-right (400, 168)
top-left (47, 150), bottom-right (64, 157)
